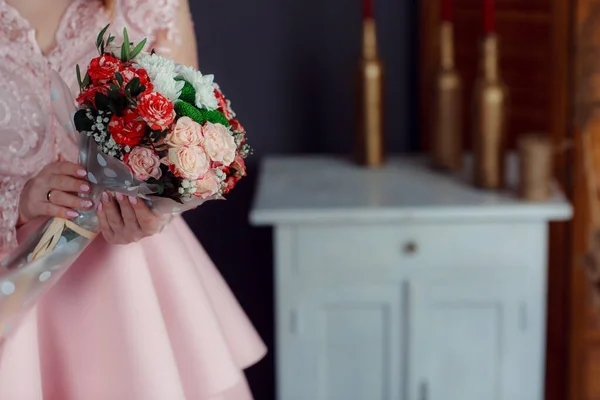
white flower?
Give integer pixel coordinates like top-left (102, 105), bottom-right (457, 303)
top-left (176, 65), bottom-right (218, 110)
top-left (135, 53), bottom-right (184, 101)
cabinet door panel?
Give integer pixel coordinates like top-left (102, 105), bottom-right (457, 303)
top-left (408, 277), bottom-right (532, 400)
top-left (280, 284), bottom-right (405, 400)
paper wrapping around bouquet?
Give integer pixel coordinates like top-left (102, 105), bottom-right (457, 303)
top-left (0, 71), bottom-right (219, 342)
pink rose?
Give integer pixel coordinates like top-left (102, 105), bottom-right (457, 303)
top-left (165, 146), bottom-right (210, 180)
top-left (195, 169), bottom-right (220, 199)
top-left (165, 117), bottom-right (203, 147)
top-left (201, 122), bottom-right (236, 166)
top-left (124, 147), bottom-right (162, 181)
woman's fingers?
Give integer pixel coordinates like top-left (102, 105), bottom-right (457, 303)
top-left (47, 190), bottom-right (93, 211)
top-left (96, 202), bottom-right (114, 242)
top-left (93, 192), bottom-right (163, 245)
top-left (47, 161), bottom-right (87, 179)
top-left (47, 175), bottom-right (90, 195)
top-left (101, 192), bottom-right (124, 230)
top-left (131, 198), bottom-right (162, 236)
top-left (41, 201), bottom-right (80, 220)
top-left (115, 193), bottom-right (142, 239)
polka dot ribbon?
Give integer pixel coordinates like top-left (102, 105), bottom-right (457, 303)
top-left (31, 218), bottom-right (97, 261)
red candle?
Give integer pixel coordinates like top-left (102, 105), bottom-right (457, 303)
top-left (483, 0), bottom-right (495, 33)
top-left (441, 0), bottom-right (452, 22)
top-left (363, 0), bottom-right (373, 19)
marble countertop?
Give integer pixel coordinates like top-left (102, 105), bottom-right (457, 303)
top-left (250, 154), bottom-right (573, 225)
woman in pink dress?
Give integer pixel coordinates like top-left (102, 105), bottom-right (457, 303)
top-left (0, 0), bottom-right (267, 398)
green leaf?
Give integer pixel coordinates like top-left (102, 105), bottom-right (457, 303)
top-left (107, 90), bottom-right (128, 115)
top-left (94, 93), bottom-right (110, 111)
top-left (76, 65), bottom-right (83, 89)
top-left (82, 72), bottom-right (91, 88)
top-left (123, 28), bottom-right (131, 61)
top-left (128, 78), bottom-right (144, 97)
top-left (120, 41), bottom-right (126, 61)
top-left (125, 76), bottom-right (139, 91)
top-left (130, 38), bottom-right (147, 59)
top-left (96, 24), bottom-right (110, 48)
top-left (109, 83), bottom-right (120, 92)
top-left (115, 72), bottom-right (124, 87)
top-left (74, 109), bottom-right (93, 132)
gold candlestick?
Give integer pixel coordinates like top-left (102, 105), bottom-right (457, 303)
top-left (356, 18), bottom-right (385, 167)
top-left (472, 34), bottom-right (508, 189)
top-left (431, 21), bottom-right (462, 171)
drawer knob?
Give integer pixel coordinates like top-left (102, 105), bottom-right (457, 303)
top-left (403, 241), bottom-right (418, 255)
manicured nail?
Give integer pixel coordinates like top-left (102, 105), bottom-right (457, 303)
top-left (67, 210), bottom-right (79, 218)
top-left (77, 169), bottom-right (87, 177)
top-left (80, 200), bottom-right (93, 208)
top-left (102, 192), bottom-right (110, 203)
top-left (115, 192), bottom-right (124, 201)
top-left (80, 184), bottom-right (90, 192)
top-left (97, 202), bottom-right (103, 212)
top-left (128, 196), bottom-right (138, 205)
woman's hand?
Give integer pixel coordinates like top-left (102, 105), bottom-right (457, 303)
top-left (18, 161), bottom-right (92, 224)
top-left (97, 192), bottom-right (166, 245)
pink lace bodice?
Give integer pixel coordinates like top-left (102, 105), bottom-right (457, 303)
top-left (0, 0), bottom-right (180, 250)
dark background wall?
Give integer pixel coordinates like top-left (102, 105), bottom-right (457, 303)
top-left (184, 0), bottom-right (419, 398)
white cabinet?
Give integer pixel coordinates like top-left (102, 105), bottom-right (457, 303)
top-left (251, 156), bottom-right (572, 400)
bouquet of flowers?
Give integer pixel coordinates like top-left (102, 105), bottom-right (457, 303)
top-left (0, 25), bottom-right (249, 342)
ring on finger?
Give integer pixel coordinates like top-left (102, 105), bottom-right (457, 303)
top-left (46, 190), bottom-right (53, 202)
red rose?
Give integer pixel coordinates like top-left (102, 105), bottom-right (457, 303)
top-left (230, 155), bottom-right (246, 178)
top-left (214, 88), bottom-right (234, 120)
top-left (121, 66), bottom-right (154, 93)
top-left (229, 119), bottom-right (245, 134)
top-left (221, 155), bottom-right (246, 194)
top-left (88, 55), bottom-right (122, 83)
top-left (137, 92), bottom-right (175, 131)
top-left (108, 108), bottom-right (147, 146)
top-left (76, 84), bottom-right (107, 106)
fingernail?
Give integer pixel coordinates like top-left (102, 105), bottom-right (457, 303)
top-left (80, 184), bottom-right (90, 192)
top-left (115, 192), bottom-right (124, 201)
top-left (77, 169), bottom-right (87, 177)
top-left (80, 200), bottom-right (93, 208)
top-left (128, 196), bottom-right (138, 205)
top-left (67, 210), bottom-right (79, 218)
top-left (97, 202), bottom-right (103, 212)
top-left (102, 192), bottom-right (110, 203)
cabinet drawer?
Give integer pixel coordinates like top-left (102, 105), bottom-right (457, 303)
top-left (294, 223), bottom-right (544, 272)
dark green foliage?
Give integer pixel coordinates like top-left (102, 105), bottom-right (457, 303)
top-left (174, 101), bottom-right (230, 127)
top-left (74, 109), bottom-right (93, 132)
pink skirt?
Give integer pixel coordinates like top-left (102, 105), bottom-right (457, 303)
top-left (0, 217), bottom-right (267, 399)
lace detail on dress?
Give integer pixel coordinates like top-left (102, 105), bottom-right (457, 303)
top-left (0, 177), bottom-right (26, 251)
top-left (47, 0), bottom-right (108, 77)
top-left (119, 0), bottom-right (181, 54)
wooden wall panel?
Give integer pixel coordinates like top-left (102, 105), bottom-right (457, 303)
top-left (420, 0), bottom-right (553, 150)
